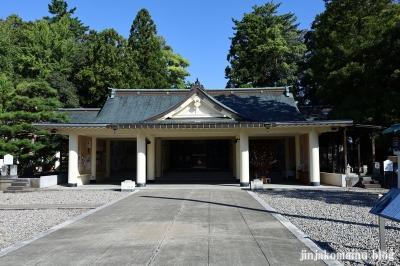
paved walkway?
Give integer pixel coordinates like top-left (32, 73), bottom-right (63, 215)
top-left (0, 189), bottom-right (327, 265)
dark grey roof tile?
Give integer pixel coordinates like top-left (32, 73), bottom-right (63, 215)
top-left (213, 93), bottom-right (306, 122)
top-left (93, 94), bottom-right (186, 123)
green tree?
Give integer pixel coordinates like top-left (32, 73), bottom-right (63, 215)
top-left (0, 81), bottom-right (68, 174)
top-left (158, 36), bottom-right (190, 89)
top-left (77, 28), bottom-right (137, 107)
top-left (16, 16), bottom-right (77, 80)
top-left (47, 72), bottom-right (79, 108)
top-left (225, 2), bottom-right (306, 88)
top-left (0, 74), bottom-right (15, 113)
top-left (128, 8), bottom-right (170, 88)
top-left (44, 0), bottom-right (89, 38)
top-left (305, 0), bottom-right (400, 125)
top-left (0, 15), bottom-right (28, 83)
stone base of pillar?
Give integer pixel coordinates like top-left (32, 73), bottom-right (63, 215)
top-left (90, 180), bottom-right (96, 184)
top-left (240, 182), bottom-right (249, 187)
top-left (147, 180), bottom-right (155, 183)
top-left (309, 182), bottom-right (320, 186)
top-left (67, 183), bottom-right (77, 187)
top-left (137, 183), bottom-right (146, 187)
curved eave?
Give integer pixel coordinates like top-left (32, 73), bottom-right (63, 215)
top-left (274, 120), bottom-right (353, 127)
top-left (106, 120), bottom-right (353, 130)
top-left (32, 120), bottom-right (353, 131)
top-left (32, 123), bottom-right (109, 130)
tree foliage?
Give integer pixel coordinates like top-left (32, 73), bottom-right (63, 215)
top-left (0, 1), bottom-right (193, 171)
top-left (77, 28), bottom-right (137, 107)
top-left (158, 36), bottom-right (190, 89)
top-left (44, 0), bottom-right (89, 38)
top-left (0, 81), bottom-right (68, 173)
top-left (17, 16), bottom-right (77, 80)
top-left (0, 15), bottom-right (27, 83)
top-left (128, 8), bottom-right (170, 88)
top-left (225, 2), bottom-right (306, 88)
top-left (305, 0), bottom-right (400, 125)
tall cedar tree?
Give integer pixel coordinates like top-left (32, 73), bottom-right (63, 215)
top-left (305, 0), bottom-right (400, 125)
top-left (225, 2), bottom-right (306, 88)
top-left (0, 81), bottom-right (68, 174)
top-left (128, 8), bottom-right (170, 88)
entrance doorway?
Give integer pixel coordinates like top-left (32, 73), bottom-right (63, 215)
top-left (169, 140), bottom-right (230, 170)
top-left (161, 139), bottom-right (234, 184)
top-left (110, 140), bottom-right (136, 176)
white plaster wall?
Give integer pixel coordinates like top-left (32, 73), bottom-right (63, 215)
top-left (320, 172), bottom-right (346, 187)
top-left (40, 175), bottom-right (58, 188)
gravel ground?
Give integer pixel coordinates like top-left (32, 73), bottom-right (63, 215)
top-left (0, 190), bottom-right (125, 251)
top-left (256, 188), bottom-right (400, 266)
top-left (0, 190), bottom-right (124, 205)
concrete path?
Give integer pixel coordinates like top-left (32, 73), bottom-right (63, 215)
top-left (0, 189), bottom-right (326, 266)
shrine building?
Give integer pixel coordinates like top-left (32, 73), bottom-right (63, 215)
top-left (33, 80), bottom-right (354, 187)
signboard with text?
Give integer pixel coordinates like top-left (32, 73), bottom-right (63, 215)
top-left (370, 188), bottom-right (400, 222)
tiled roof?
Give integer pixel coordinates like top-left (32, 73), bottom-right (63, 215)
top-left (66, 86), bottom-right (307, 124)
top-left (93, 93), bottom-right (186, 123)
top-left (211, 91), bottom-right (306, 122)
top-left (297, 106), bottom-right (333, 121)
top-left (61, 108), bottom-right (101, 123)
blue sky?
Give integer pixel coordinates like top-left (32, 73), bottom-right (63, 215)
top-left (0, 0), bottom-right (325, 89)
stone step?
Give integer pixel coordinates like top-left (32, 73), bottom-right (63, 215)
top-left (359, 176), bottom-right (372, 182)
top-left (16, 179), bottom-right (29, 182)
top-left (7, 186), bottom-right (26, 190)
top-left (361, 180), bottom-right (380, 185)
top-left (362, 184), bottom-right (382, 189)
top-left (11, 180), bottom-right (29, 186)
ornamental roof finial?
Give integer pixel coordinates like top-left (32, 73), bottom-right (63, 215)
top-left (191, 78), bottom-right (205, 91)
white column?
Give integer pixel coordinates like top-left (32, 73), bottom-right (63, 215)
top-left (295, 135), bottom-right (301, 179)
top-left (235, 138), bottom-right (240, 181)
top-left (155, 139), bottom-right (162, 178)
top-left (90, 137), bottom-right (97, 183)
top-left (147, 135), bottom-right (155, 182)
top-left (68, 133), bottom-right (78, 187)
top-left (136, 131), bottom-right (146, 187)
top-left (106, 140), bottom-right (110, 178)
top-left (240, 131), bottom-right (249, 186)
top-left (309, 129), bottom-right (320, 186)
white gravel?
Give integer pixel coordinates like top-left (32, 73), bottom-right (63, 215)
top-left (0, 190), bottom-right (125, 250)
top-left (0, 190), bottom-right (124, 205)
top-left (256, 188), bottom-right (400, 266)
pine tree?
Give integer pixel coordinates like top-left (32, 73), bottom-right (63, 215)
top-left (0, 81), bottom-right (68, 174)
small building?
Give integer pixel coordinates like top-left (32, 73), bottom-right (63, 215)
top-left (33, 81), bottom-right (353, 187)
